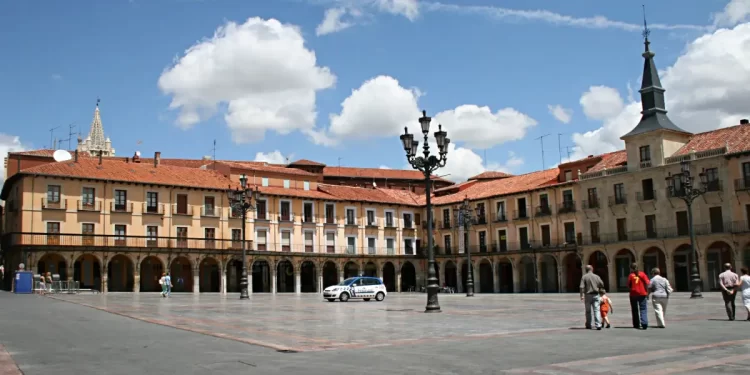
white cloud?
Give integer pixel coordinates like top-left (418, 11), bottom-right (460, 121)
top-left (572, 22), bottom-right (750, 159)
top-left (157, 17), bottom-right (336, 143)
top-left (713, 0), bottom-right (750, 27)
top-left (254, 150), bottom-right (290, 164)
top-left (379, 165), bottom-right (391, 169)
top-left (547, 104), bottom-right (573, 124)
top-left (375, 0), bottom-right (419, 20)
top-left (433, 105), bottom-right (537, 149)
top-left (425, 146), bottom-right (523, 182)
top-left (0, 134), bottom-right (27, 184)
top-left (316, 8), bottom-right (355, 35)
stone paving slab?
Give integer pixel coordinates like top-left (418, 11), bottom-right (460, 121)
top-left (50, 292), bottom-right (730, 352)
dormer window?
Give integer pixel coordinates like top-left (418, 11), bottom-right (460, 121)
top-left (639, 145), bottom-right (651, 162)
top-left (564, 170), bottom-right (572, 182)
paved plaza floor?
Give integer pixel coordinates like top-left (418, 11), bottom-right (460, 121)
top-left (1, 291), bottom-right (749, 374)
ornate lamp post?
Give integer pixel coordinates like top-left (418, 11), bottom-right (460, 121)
top-left (227, 174), bottom-right (260, 300)
top-left (665, 160), bottom-right (708, 299)
top-left (454, 196), bottom-right (482, 296)
top-left (401, 110), bottom-right (449, 313)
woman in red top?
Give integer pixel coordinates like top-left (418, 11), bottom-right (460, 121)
top-left (627, 263), bottom-right (650, 329)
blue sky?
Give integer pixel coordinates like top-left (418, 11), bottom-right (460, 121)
top-left (1, 0), bottom-right (748, 182)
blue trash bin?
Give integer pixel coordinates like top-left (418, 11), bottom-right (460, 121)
top-left (14, 271), bottom-right (33, 294)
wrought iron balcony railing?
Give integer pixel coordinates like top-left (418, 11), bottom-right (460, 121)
top-left (111, 202), bottom-right (133, 214)
top-left (142, 203), bottom-right (165, 215)
top-left (77, 200), bottom-right (101, 212)
top-left (41, 198), bottom-right (67, 210)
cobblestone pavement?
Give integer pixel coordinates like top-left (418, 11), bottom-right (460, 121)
top-left (2, 291), bottom-right (749, 374)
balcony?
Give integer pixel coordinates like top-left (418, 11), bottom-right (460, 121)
top-left (403, 221), bottom-right (415, 229)
top-left (558, 201), bottom-right (576, 214)
top-left (422, 220), bottom-right (436, 227)
top-left (535, 205), bottom-right (552, 217)
top-left (439, 220), bottom-right (452, 229)
top-left (474, 216), bottom-right (487, 225)
top-left (278, 213), bottom-right (295, 223)
top-left (324, 216), bottom-right (338, 225)
top-left (77, 200), bottom-right (101, 212)
top-left (639, 160), bottom-right (652, 169)
top-left (110, 202), bottom-right (133, 214)
top-left (493, 212), bottom-right (508, 222)
top-left (345, 218), bottom-right (357, 227)
top-left (513, 209), bottom-right (529, 221)
top-left (366, 218), bottom-right (379, 228)
top-left (579, 221), bottom-right (738, 246)
top-left (142, 203), bottom-right (165, 215)
top-left (5, 233), bottom-right (255, 250)
top-left (582, 199), bottom-right (600, 210)
top-left (734, 178), bottom-right (750, 191)
top-left (172, 205), bottom-right (193, 216)
top-left (201, 206), bottom-right (219, 217)
top-left (41, 198), bottom-right (67, 210)
top-left (255, 211), bottom-right (269, 221)
top-left (384, 219), bottom-right (397, 229)
top-left (705, 179), bottom-right (722, 193)
top-left (302, 215), bottom-right (316, 225)
top-left (636, 190), bottom-right (656, 202)
top-left (608, 196), bottom-right (627, 206)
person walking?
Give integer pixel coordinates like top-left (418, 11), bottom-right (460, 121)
top-left (627, 263), bottom-right (650, 330)
top-left (599, 289), bottom-right (613, 329)
top-left (738, 267), bottom-right (750, 321)
top-left (718, 263), bottom-right (739, 321)
top-left (159, 273), bottom-right (167, 298)
top-left (164, 272), bottom-right (172, 298)
top-left (647, 267), bottom-right (672, 328)
top-left (580, 265), bottom-right (605, 330)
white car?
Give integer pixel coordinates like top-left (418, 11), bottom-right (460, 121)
top-left (323, 276), bottom-right (387, 302)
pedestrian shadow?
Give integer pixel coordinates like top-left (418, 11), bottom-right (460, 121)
top-left (706, 318), bottom-right (731, 321)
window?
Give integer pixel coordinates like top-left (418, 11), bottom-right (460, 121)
top-left (204, 228), bottom-right (215, 248)
top-left (326, 232), bottom-right (335, 253)
top-left (47, 222), bottom-right (60, 233)
top-left (561, 190), bottom-right (574, 212)
top-left (645, 215), bottom-right (657, 238)
top-left (496, 201), bottom-right (506, 221)
top-left (676, 211), bottom-right (689, 236)
top-left (444, 235), bottom-right (452, 254)
top-left (641, 179), bottom-right (654, 200)
top-left (704, 167), bottom-right (720, 191)
top-left (669, 174), bottom-right (684, 197)
top-left (257, 230), bottom-right (267, 251)
top-left (281, 231), bottom-right (291, 252)
top-left (564, 170), bottom-right (572, 182)
top-left (614, 183), bottom-right (625, 204)
top-left (204, 196), bottom-right (216, 216)
top-left (403, 213), bottom-right (413, 228)
top-left (541, 224), bottom-right (551, 246)
top-left (404, 239), bottom-right (413, 255)
top-left (303, 202), bottom-right (314, 223)
top-left (366, 210), bottom-right (376, 226)
top-left (639, 145), bottom-right (651, 162)
top-left (564, 222), bottom-right (575, 244)
top-left (442, 208), bottom-right (451, 228)
top-left (347, 237), bottom-right (356, 254)
top-left (283, 180), bottom-right (290, 189)
top-left (709, 206), bottom-right (724, 233)
top-left (539, 194), bottom-right (550, 215)
top-left (176, 194), bottom-right (188, 215)
top-left (262, 177), bottom-right (269, 187)
top-left (324, 204), bottom-right (335, 224)
top-left (303, 181), bottom-right (310, 191)
top-left (590, 222), bottom-right (600, 243)
top-left (304, 231), bottom-right (314, 252)
top-left (114, 190), bottom-right (127, 211)
top-left (256, 200), bottom-right (267, 220)
top-left (47, 185), bottom-right (61, 204)
top-left (478, 231), bottom-right (487, 252)
top-left (367, 237), bottom-right (376, 255)
top-left (280, 201), bottom-right (291, 221)
top-left (114, 224), bottom-right (127, 246)
top-left (82, 187), bottom-right (95, 207)
top-left (346, 208), bottom-right (356, 225)
top-left (146, 192), bottom-right (159, 213)
top-left (498, 229), bottom-right (507, 252)
top-left (587, 188), bottom-right (598, 208)
top-left (231, 229), bottom-right (242, 249)
top-left (386, 238), bottom-right (395, 255)
top-left (517, 197), bottom-right (527, 218)
top-left (176, 227), bottom-right (187, 247)
top-left (385, 211), bottom-right (394, 227)
top-left (82, 223), bottom-right (95, 245)
top-left (518, 227), bottom-right (529, 249)
top-left (616, 218), bottom-right (627, 241)
top-left (46, 222), bottom-right (60, 245)
top-left (476, 203), bottom-right (486, 224)
top-left (147, 226), bottom-right (158, 246)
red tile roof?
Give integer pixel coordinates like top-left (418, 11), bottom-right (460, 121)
top-left (289, 159), bottom-right (326, 167)
top-left (218, 161), bottom-right (319, 177)
top-left (9, 149), bottom-right (91, 157)
top-left (318, 184), bottom-right (423, 206)
top-left (322, 166), bottom-right (451, 183)
top-left (468, 171), bottom-right (513, 181)
top-left (674, 123), bottom-right (750, 156)
top-left (431, 168), bottom-right (562, 206)
top-left (586, 151), bottom-right (628, 173)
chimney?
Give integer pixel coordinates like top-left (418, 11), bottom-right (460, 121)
top-left (98, 152), bottom-right (103, 165)
top-left (74, 149), bottom-right (79, 162)
top-left (741, 119), bottom-right (749, 125)
top-left (154, 151), bottom-right (161, 167)
top-left (132, 151), bottom-right (141, 163)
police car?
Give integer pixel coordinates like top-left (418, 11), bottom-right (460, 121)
top-left (323, 276), bottom-right (387, 302)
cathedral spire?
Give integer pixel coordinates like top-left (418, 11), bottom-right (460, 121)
top-left (76, 98), bottom-right (116, 156)
top-left (621, 7), bottom-right (688, 139)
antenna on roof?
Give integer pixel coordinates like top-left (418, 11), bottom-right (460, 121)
top-left (564, 146), bottom-right (576, 161)
top-left (49, 125), bottom-right (61, 150)
top-left (212, 139), bottom-right (217, 170)
top-left (535, 133), bottom-right (550, 169)
top-left (58, 122), bottom-right (77, 151)
top-left (558, 133), bottom-right (563, 164)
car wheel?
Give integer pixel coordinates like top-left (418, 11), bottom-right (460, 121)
top-left (339, 292), bottom-right (350, 302)
top-left (375, 292), bottom-right (385, 301)
top-left (363, 298), bottom-right (371, 301)
top-left (327, 298), bottom-right (335, 302)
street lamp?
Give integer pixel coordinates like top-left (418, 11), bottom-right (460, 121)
top-left (401, 110), bottom-right (449, 313)
top-left (454, 196), bottom-right (482, 297)
top-left (665, 160), bottom-right (708, 299)
top-left (227, 174), bottom-right (260, 300)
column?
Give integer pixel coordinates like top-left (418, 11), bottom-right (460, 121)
top-left (608, 262), bottom-right (617, 292)
top-left (101, 265), bottom-right (108, 294)
top-left (134, 268), bottom-right (141, 293)
top-left (665, 253), bottom-right (676, 289)
top-left (557, 267), bottom-right (563, 293)
top-left (512, 265), bottom-right (520, 293)
top-left (493, 263), bottom-right (500, 293)
top-left (338, 269), bottom-right (344, 283)
top-left (535, 256), bottom-right (543, 293)
top-left (193, 266), bottom-right (200, 294)
top-left (457, 267), bottom-right (463, 293)
top-left (473, 263), bottom-right (481, 293)
top-left (318, 271), bottom-right (324, 294)
top-left (271, 270), bottom-right (277, 294)
top-left (294, 269), bottom-right (301, 294)
top-left (248, 266), bottom-right (253, 295)
top-left (396, 271), bottom-right (402, 292)
top-left (699, 252), bottom-right (709, 292)
top-left (221, 267), bottom-right (227, 295)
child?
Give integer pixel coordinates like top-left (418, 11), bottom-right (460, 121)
top-left (159, 273), bottom-right (167, 298)
top-left (600, 289), bottom-right (613, 328)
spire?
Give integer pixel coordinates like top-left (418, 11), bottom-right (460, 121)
top-left (87, 98), bottom-right (107, 150)
top-left (621, 7), bottom-right (689, 139)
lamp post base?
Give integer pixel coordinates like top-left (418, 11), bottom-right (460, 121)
top-left (425, 285), bottom-right (442, 313)
top-left (465, 282), bottom-right (474, 297)
top-left (690, 277), bottom-right (703, 299)
top-left (239, 275), bottom-right (249, 300)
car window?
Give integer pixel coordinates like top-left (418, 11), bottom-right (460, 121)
top-left (338, 278), bottom-right (357, 286)
top-left (365, 278), bottom-right (378, 286)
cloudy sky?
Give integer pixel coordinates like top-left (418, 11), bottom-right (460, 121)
top-left (1, 0), bottom-right (750, 183)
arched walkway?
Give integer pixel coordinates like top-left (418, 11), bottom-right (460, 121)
top-left (382, 262), bottom-right (396, 292)
top-left (141, 256), bottom-right (164, 292)
top-left (563, 253), bottom-right (581, 293)
top-left (322, 261), bottom-right (338, 289)
top-left (705, 241), bottom-right (733, 291)
top-left (108, 254), bottom-right (134, 292)
top-left (539, 254), bottom-right (558, 293)
top-left (344, 261), bottom-right (360, 279)
top-left (300, 261), bottom-right (316, 293)
top-left (36, 253), bottom-right (67, 280)
top-left (225, 259), bottom-right (243, 293)
top-left (401, 262), bottom-right (416, 291)
top-left (642, 247), bottom-right (667, 280)
top-left (672, 244), bottom-right (697, 292)
top-left (277, 260), bottom-right (295, 293)
top-left (519, 256), bottom-right (535, 293)
top-left (588, 251), bottom-right (609, 291)
top-left (444, 261), bottom-right (458, 291)
top-left (169, 256), bottom-right (193, 293)
top-left (74, 254), bottom-right (101, 291)
top-left (479, 259), bottom-right (493, 293)
top-left (252, 260), bottom-right (271, 293)
top-left (199, 257), bottom-right (220, 293)
top-left (613, 249), bottom-right (635, 292)
top-left (497, 259), bottom-right (513, 293)
top-left (364, 262), bottom-right (377, 277)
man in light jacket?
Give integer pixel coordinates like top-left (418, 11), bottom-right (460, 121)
top-left (580, 265), bottom-right (605, 330)
top-left (647, 267), bottom-right (672, 328)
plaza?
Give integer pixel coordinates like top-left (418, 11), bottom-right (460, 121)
top-left (1, 291), bottom-right (749, 374)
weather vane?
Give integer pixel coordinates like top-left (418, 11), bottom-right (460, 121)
top-left (97, 97), bottom-right (101, 107)
top-left (642, 5), bottom-right (651, 41)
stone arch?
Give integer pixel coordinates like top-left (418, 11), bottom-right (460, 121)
top-left (168, 256), bottom-right (193, 293)
top-left (344, 261), bottom-right (360, 279)
top-left (73, 253), bottom-right (101, 291)
top-left (224, 258), bottom-right (243, 293)
top-left (199, 257), bottom-right (220, 293)
top-left (382, 262), bottom-right (396, 292)
top-left (300, 261), bottom-right (316, 293)
top-left (539, 254), bottom-right (558, 293)
top-left (518, 256), bottom-right (535, 293)
top-left (705, 241), bottom-right (733, 291)
top-left (276, 259), bottom-right (295, 293)
top-left (140, 256), bottom-right (164, 292)
top-left (613, 249), bottom-right (635, 292)
top-left (672, 244), bottom-right (696, 292)
top-left (108, 254), bottom-right (134, 292)
top-left (322, 261), bottom-right (338, 289)
top-left (443, 260), bottom-right (458, 291)
top-left (497, 257), bottom-right (513, 293)
top-left (364, 261), bottom-right (377, 277)
top-left (478, 258), bottom-right (493, 293)
top-left (642, 247), bottom-right (667, 280)
top-left (251, 259), bottom-right (271, 293)
top-left (401, 261), bottom-right (417, 291)
top-left (588, 250), bottom-right (609, 291)
top-left (563, 253), bottom-right (582, 293)
top-left (36, 252), bottom-right (67, 280)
